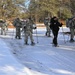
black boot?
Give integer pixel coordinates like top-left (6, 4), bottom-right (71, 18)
top-left (70, 39), bottom-right (74, 42)
top-left (31, 42), bottom-right (35, 45)
top-left (15, 36), bottom-right (17, 39)
top-left (45, 32), bottom-right (47, 36)
top-left (24, 41), bottom-right (29, 45)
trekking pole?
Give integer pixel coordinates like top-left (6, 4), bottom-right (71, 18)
top-left (12, 27), bottom-right (15, 39)
top-left (67, 33), bottom-right (70, 42)
top-left (62, 26), bottom-right (66, 43)
top-left (36, 28), bottom-right (39, 43)
top-left (12, 28), bottom-right (14, 39)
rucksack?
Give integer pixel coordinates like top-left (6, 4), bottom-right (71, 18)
top-left (66, 18), bottom-right (73, 27)
top-left (13, 19), bottom-right (22, 28)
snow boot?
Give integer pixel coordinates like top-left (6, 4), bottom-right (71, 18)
top-left (70, 39), bottom-right (74, 42)
top-left (24, 41), bottom-right (29, 45)
top-left (52, 44), bottom-right (59, 47)
top-left (31, 42), bottom-right (35, 46)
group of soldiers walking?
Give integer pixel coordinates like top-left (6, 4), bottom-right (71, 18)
top-left (13, 17), bottom-right (36, 45)
top-left (0, 16), bottom-right (75, 46)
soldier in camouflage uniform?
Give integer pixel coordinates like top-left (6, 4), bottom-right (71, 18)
top-left (69, 18), bottom-right (75, 42)
top-left (22, 18), bottom-right (36, 45)
top-left (13, 18), bottom-right (22, 39)
top-left (66, 17), bottom-right (75, 42)
top-left (44, 17), bottom-right (51, 37)
top-left (0, 20), bottom-right (7, 35)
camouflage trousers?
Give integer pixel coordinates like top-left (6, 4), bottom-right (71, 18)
top-left (45, 25), bottom-right (51, 37)
top-left (24, 31), bottom-right (34, 43)
top-left (15, 27), bottom-right (21, 39)
top-left (70, 27), bottom-right (75, 40)
top-left (1, 27), bottom-right (7, 35)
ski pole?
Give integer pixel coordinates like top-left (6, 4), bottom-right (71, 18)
top-left (62, 26), bottom-right (66, 43)
top-left (36, 28), bottom-right (39, 43)
top-left (67, 33), bottom-right (70, 42)
top-left (12, 28), bottom-right (14, 39)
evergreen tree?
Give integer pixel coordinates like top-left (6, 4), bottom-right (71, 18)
top-left (0, 0), bottom-right (25, 20)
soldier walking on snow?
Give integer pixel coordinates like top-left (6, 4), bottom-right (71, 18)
top-left (13, 18), bottom-right (22, 39)
top-left (0, 20), bottom-right (8, 35)
top-left (22, 17), bottom-right (36, 45)
top-left (44, 17), bottom-right (51, 37)
top-left (66, 17), bottom-right (75, 42)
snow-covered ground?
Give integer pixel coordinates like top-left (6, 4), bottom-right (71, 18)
top-left (0, 27), bottom-right (75, 75)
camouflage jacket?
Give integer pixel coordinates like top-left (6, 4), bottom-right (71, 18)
top-left (23, 20), bottom-right (36, 33)
top-left (44, 19), bottom-right (50, 26)
top-left (70, 19), bottom-right (75, 28)
top-left (13, 18), bottom-right (22, 28)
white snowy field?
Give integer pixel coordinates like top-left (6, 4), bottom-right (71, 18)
top-left (0, 27), bottom-right (75, 75)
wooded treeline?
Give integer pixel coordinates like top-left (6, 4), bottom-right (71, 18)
top-left (0, 0), bottom-right (75, 22)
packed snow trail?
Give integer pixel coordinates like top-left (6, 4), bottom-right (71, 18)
top-left (0, 27), bottom-right (75, 75)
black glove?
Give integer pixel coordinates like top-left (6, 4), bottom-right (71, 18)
top-left (34, 27), bottom-right (37, 29)
top-left (24, 26), bottom-right (26, 29)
